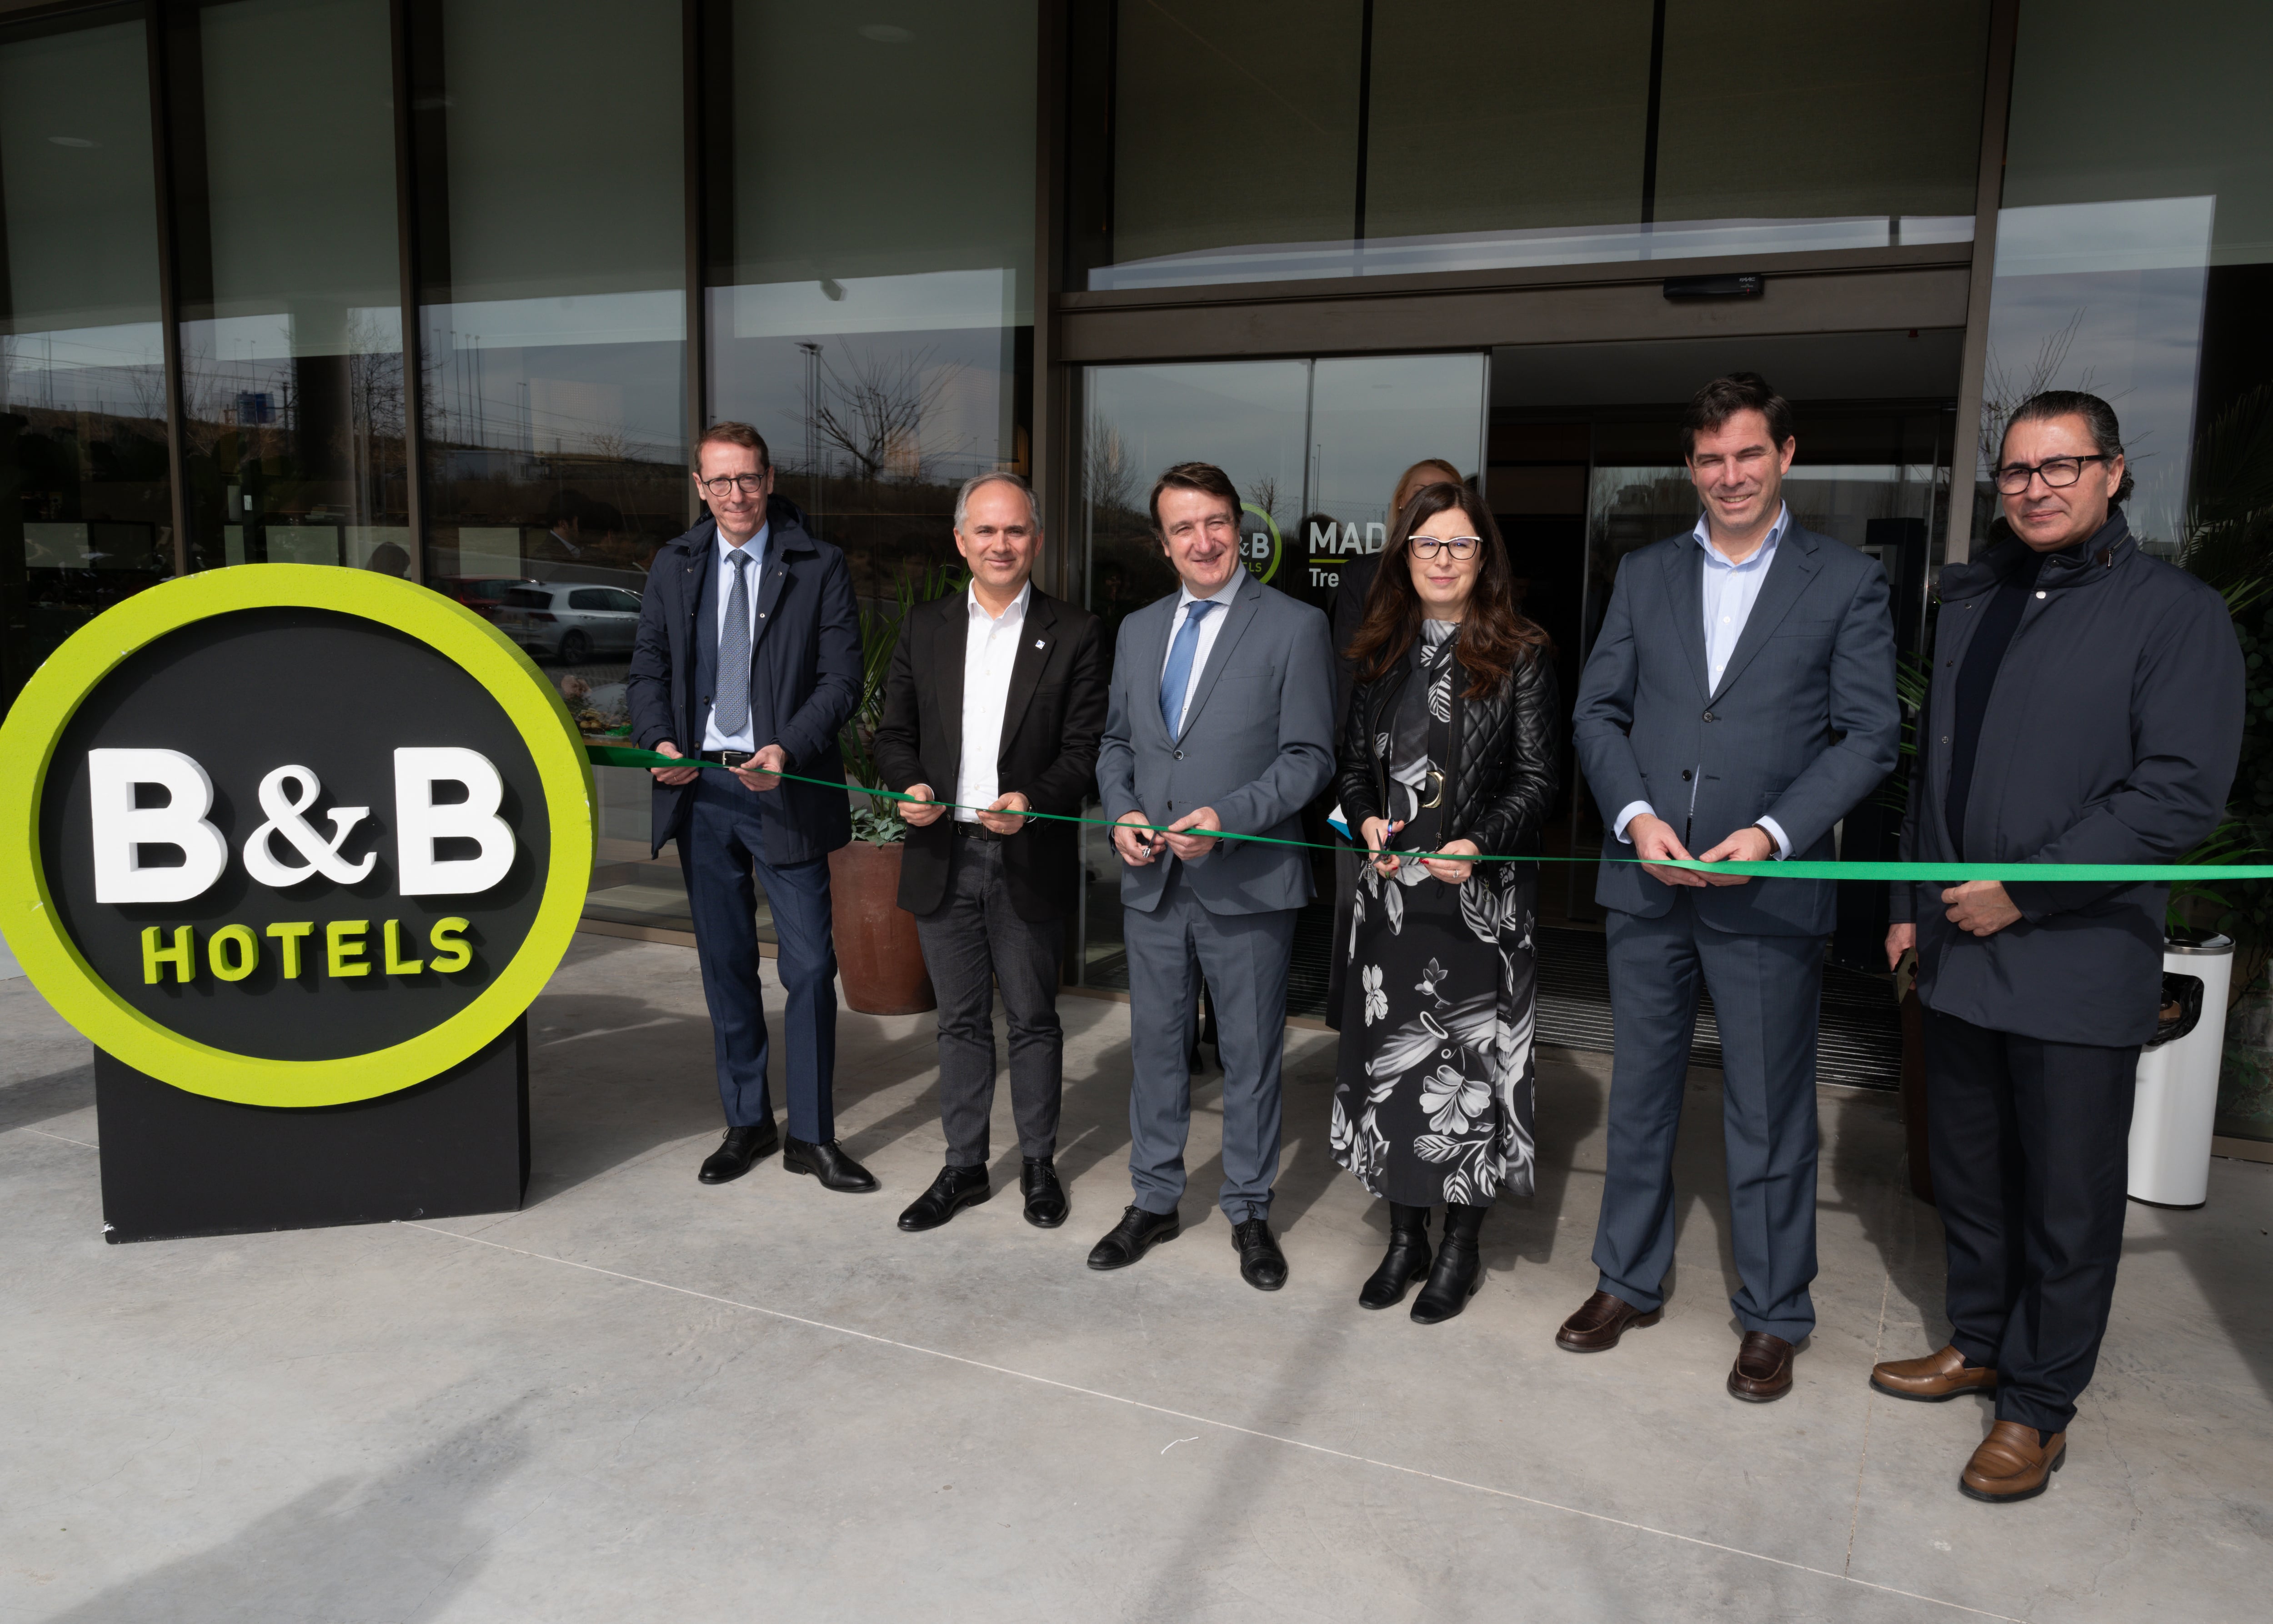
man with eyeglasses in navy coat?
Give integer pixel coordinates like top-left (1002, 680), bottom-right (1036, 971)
top-left (627, 421), bottom-right (876, 1196)
top-left (1876, 392), bottom-right (2242, 1503)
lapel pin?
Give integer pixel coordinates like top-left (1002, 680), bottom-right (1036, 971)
top-left (1034, 638), bottom-right (1046, 649)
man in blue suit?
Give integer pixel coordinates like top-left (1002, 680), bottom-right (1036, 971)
top-left (1091, 462), bottom-right (1337, 1290)
top-left (1566, 375), bottom-right (1898, 1398)
top-left (626, 421), bottom-right (876, 1194)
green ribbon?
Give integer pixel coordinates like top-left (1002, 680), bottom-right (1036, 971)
top-left (584, 744), bottom-right (2273, 882)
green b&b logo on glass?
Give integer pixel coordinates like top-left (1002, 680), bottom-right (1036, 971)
top-left (0, 566), bottom-right (595, 1108)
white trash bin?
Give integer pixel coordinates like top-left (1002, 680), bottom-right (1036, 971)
top-left (2128, 935), bottom-right (2233, 1208)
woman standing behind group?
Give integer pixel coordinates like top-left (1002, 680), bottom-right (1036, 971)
top-left (1330, 484), bottom-right (1559, 1323)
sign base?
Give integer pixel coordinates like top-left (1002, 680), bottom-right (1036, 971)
top-left (94, 1018), bottom-right (529, 1243)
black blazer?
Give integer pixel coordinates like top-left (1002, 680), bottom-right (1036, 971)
top-left (872, 585), bottom-right (1106, 922)
top-left (1337, 645), bottom-right (1562, 863)
top-left (624, 498), bottom-right (860, 864)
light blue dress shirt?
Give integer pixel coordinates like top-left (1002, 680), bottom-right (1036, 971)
top-left (1613, 505), bottom-right (1793, 858)
top-left (1159, 572), bottom-right (1245, 733)
top-left (701, 518), bottom-right (770, 752)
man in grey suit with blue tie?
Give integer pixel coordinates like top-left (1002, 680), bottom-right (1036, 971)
top-left (1565, 375), bottom-right (1898, 1398)
top-left (1091, 461), bottom-right (1337, 1290)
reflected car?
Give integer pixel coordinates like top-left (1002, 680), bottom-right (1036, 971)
top-left (431, 576), bottom-right (541, 622)
top-left (494, 583), bottom-right (644, 662)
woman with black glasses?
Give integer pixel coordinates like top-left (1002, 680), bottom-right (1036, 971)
top-left (1330, 483), bottom-right (1559, 1323)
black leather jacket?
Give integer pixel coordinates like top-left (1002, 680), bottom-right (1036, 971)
top-left (1337, 644), bottom-right (1562, 860)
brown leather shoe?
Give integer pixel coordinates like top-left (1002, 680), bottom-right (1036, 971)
top-left (1554, 1290), bottom-right (1661, 1352)
top-left (1727, 1331), bottom-right (1798, 1401)
top-left (1871, 1344), bottom-right (1998, 1403)
top-left (1960, 1420), bottom-right (2066, 1503)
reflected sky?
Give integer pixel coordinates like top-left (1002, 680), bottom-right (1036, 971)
top-left (1983, 197), bottom-right (2216, 544)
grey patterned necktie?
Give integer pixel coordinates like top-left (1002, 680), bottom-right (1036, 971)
top-left (715, 547), bottom-right (753, 737)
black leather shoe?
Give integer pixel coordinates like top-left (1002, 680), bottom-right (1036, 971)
top-left (1410, 1202), bottom-right (1486, 1324)
top-left (1021, 1157), bottom-right (1068, 1228)
top-left (1359, 1203), bottom-right (1432, 1310)
top-left (698, 1121), bottom-right (779, 1184)
top-left (897, 1164), bottom-right (990, 1231)
top-left (1086, 1205), bottom-right (1179, 1270)
top-left (1232, 1216), bottom-right (1287, 1291)
top-left (782, 1135), bottom-right (879, 1193)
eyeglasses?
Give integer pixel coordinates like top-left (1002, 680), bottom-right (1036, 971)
top-left (1993, 454), bottom-right (2109, 495)
top-left (695, 473), bottom-right (768, 498)
top-left (1410, 534), bottom-right (1481, 560)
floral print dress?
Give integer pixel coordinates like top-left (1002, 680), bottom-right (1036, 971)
top-left (1330, 626), bottom-right (1539, 1207)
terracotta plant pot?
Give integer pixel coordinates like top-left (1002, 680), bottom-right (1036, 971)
top-left (827, 840), bottom-right (936, 1016)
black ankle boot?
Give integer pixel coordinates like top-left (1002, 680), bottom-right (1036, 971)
top-left (1359, 1203), bottom-right (1433, 1310)
top-left (1411, 1202), bottom-right (1487, 1324)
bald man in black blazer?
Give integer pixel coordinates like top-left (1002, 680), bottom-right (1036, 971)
top-left (874, 473), bottom-right (1105, 1234)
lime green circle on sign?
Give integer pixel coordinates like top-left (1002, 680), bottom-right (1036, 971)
top-left (0, 565), bottom-right (596, 1108)
top-left (1240, 502), bottom-right (1283, 586)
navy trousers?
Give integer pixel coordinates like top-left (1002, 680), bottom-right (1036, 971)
top-left (678, 773), bottom-right (838, 1141)
top-left (1922, 1007), bottom-right (2140, 1434)
top-left (1121, 864), bottom-right (1296, 1221)
top-left (1595, 891), bottom-right (1826, 1342)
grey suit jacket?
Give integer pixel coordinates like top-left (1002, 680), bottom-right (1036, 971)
top-left (1571, 522), bottom-right (1899, 937)
top-left (1096, 571), bottom-right (1336, 916)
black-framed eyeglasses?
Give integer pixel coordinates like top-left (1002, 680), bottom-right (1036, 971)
top-left (1993, 454), bottom-right (2109, 495)
top-left (1410, 534), bottom-right (1481, 560)
top-left (696, 472), bottom-right (768, 498)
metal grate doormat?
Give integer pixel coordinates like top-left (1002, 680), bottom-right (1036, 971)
top-left (1534, 926), bottom-right (1901, 1089)
top-left (1085, 916), bottom-right (1904, 1091)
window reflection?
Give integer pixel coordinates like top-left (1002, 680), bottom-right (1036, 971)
top-left (171, 0), bottom-right (409, 575)
top-left (1985, 0), bottom-right (2273, 553)
top-left (0, 14), bottom-right (175, 702)
top-left (1072, 0), bottom-right (1989, 293)
top-left (413, 0), bottom-right (687, 601)
top-left (705, 0), bottom-right (1036, 602)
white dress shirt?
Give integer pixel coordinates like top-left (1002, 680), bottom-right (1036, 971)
top-left (1159, 572), bottom-right (1244, 734)
top-left (954, 581), bottom-right (1031, 823)
top-left (701, 519), bottom-right (770, 752)
top-left (1613, 505), bottom-right (1792, 858)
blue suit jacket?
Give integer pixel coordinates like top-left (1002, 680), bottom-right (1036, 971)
top-left (624, 500), bottom-right (859, 864)
top-left (1572, 522), bottom-right (1899, 936)
top-left (1095, 571), bottom-right (1336, 916)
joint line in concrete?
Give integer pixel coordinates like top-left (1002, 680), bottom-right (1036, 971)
top-left (400, 1218), bottom-right (2024, 1623)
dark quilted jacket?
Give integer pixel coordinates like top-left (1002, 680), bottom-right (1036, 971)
top-left (1336, 642), bottom-right (1562, 859)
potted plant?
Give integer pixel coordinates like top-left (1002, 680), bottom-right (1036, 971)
top-left (826, 561), bottom-right (966, 1015)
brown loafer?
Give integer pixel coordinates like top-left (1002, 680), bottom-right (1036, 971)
top-left (1960, 1420), bottom-right (2066, 1503)
top-left (1555, 1290), bottom-right (1661, 1353)
top-left (1872, 1344), bottom-right (1998, 1403)
top-left (1727, 1331), bottom-right (1799, 1401)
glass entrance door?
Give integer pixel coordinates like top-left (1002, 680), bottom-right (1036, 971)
top-left (1075, 353), bottom-right (1489, 998)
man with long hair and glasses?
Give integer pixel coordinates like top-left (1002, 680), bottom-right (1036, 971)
top-left (1876, 392), bottom-right (2240, 1501)
top-left (1567, 373), bottom-right (1899, 1400)
top-left (626, 422), bottom-right (877, 1196)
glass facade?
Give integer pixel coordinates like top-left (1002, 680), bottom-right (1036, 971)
top-left (705, 0), bottom-right (1036, 603)
top-left (1069, 0), bottom-right (1991, 291)
top-left (170, 0), bottom-right (409, 575)
top-left (0, 0), bottom-right (1041, 945)
top-left (413, 0), bottom-right (687, 596)
top-left (1982, 0), bottom-right (2273, 548)
top-left (0, 6), bottom-right (174, 697)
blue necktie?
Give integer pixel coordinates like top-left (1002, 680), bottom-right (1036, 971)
top-left (715, 549), bottom-right (753, 737)
top-left (1158, 599), bottom-right (1218, 737)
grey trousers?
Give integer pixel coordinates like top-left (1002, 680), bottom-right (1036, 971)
top-left (1595, 891), bottom-right (1826, 1343)
top-left (1122, 863), bottom-right (1297, 1221)
top-left (912, 834), bottom-right (1065, 1167)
